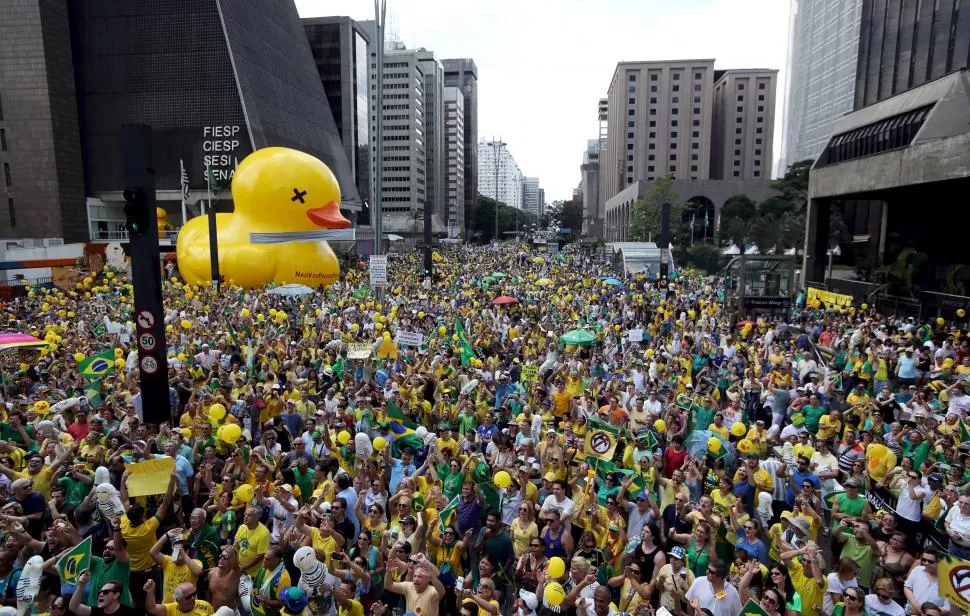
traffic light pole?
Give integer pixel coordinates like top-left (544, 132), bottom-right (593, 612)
top-left (121, 124), bottom-right (172, 427)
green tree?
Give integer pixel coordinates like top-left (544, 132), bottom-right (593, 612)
top-left (629, 175), bottom-right (684, 243)
top-left (720, 195), bottom-right (758, 249)
top-left (545, 200), bottom-right (584, 239)
top-left (471, 195), bottom-right (537, 243)
top-left (771, 159), bottom-right (812, 211)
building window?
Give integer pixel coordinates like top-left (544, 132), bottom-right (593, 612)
top-left (648, 154), bottom-right (655, 161)
top-left (670, 166), bottom-right (676, 172)
top-left (754, 149), bottom-right (761, 155)
top-left (733, 171), bottom-right (740, 177)
top-left (649, 132), bottom-right (656, 138)
top-left (691, 165), bottom-right (698, 172)
top-left (627, 154), bottom-right (634, 161)
top-left (649, 109), bottom-right (656, 115)
top-left (693, 120), bottom-right (700, 126)
top-left (754, 170), bottom-right (761, 177)
top-left (648, 165), bottom-right (655, 172)
top-left (629, 73), bottom-right (637, 81)
top-left (756, 127), bottom-right (763, 134)
top-left (754, 160), bottom-right (761, 166)
top-left (628, 109), bottom-right (635, 116)
top-left (755, 138), bottom-right (762, 145)
top-left (3, 162), bottom-right (9, 187)
top-left (627, 165), bottom-right (633, 172)
top-left (694, 72), bottom-right (702, 79)
top-left (629, 85), bottom-right (636, 93)
top-left (627, 144), bottom-right (634, 150)
top-left (0, 129), bottom-right (5, 151)
top-left (691, 142), bottom-right (699, 149)
top-left (649, 97), bottom-right (657, 104)
top-left (671, 131), bottom-right (678, 138)
top-left (734, 149), bottom-right (741, 156)
top-left (628, 121), bottom-right (635, 127)
top-left (694, 84), bottom-right (701, 91)
top-left (737, 95), bottom-right (743, 102)
top-left (691, 154), bottom-right (699, 160)
top-left (757, 116), bottom-right (763, 123)
top-left (735, 128), bottom-right (742, 134)
top-left (628, 132), bottom-right (634, 139)
top-left (671, 120), bottom-right (678, 127)
top-left (650, 85), bottom-right (657, 92)
top-left (738, 83), bottom-right (745, 90)
top-left (649, 121), bottom-right (656, 127)
top-left (672, 72), bottom-right (680, 80)
top-left (735, 138), bottom-right (742, 145)
top-left (670, 154), bottom-right (677, 161)
top-left (629, 98), bottom-right (636, 104)
top-left (757, 105), bottom-right (764, 112)
top-left (758, 94), bottom-right (765, 101)
top-left (672, 84), bottom-right (680, 92)
top-left (648, 143), bottom-right (655, 150)
top-left (693, 107), bottom-right (701, 115)
top-left (672, 96), bottom-right (679, 103)
top-left (7, 198), bottom-right (13, 228)
top-left (671, 108), bottom-right (678, 115)
top-left (759, 82), bottom-right (766, 89)
top-left (628, 177), bottom-right (634, 184)
top-left (692, 131), bottom-right (699, 138)
top-left (650, 74), bottom-right (658, 81)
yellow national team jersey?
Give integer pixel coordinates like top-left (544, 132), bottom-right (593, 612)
top-left (164, 600), bottom-right (213, 616)
top-left (121, 514), bottom-right (161, 572)
top-left (235, 522), bottom-right (270, 576)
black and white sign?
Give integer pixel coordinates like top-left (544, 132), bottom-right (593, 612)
top-left (369, 255), bottom-right (388, 287)
top-left (138, 333), bottom-right (157, 351)
top-left (136, 310), bottom-right (155, 330)
top-left (140, 355), bottom-right (159, 374)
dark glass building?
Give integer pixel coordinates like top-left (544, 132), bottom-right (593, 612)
top-left (855, 0), bottom-right (970, 108)
top-left (304, 17), bottom-right (372, 223)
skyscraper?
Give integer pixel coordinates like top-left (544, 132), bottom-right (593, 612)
top-left (522, 177), bottom-right (541, 217)
top-left (710, 69), bottom-right (778, 180)
top-left (416, 50), bottom-right (444, 228)
top-left (854, 0), bottom-right (970, 109)
top-left (782, 0), bottom-right (861, 168)
top-left (442, 59), bottom-right (478, 236)
top-left (304, 16), bottom-right (372, 215)
top-left (478, 140), bottom-right (523, 210)
top-left (443, 86), bottom-right (465, 236)
top-left (581, 139), bottom-right (602, 237)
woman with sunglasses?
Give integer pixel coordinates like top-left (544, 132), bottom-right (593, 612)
top-left (355, 499), bottom-right (387, 542)
top-left (670, 521), bottom-right (714, 578)
top-left (428, 525), bottom-right (468, 593)
top-left (831, 587), bottom-right (867, 616)
top-left (515, 537), bottom-right (547, 593)
top-left (765, 564), bottom-right (800, 616)
top-left (607, 561), bottom-right (652, 614)
top-left (348, 531), bottom-right (384, 609)
top-left (509, 501), bottom-right (538, 557)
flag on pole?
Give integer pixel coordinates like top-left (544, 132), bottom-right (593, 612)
top-left (454, 318), bottom-right (476, 366)
top-left (84, 379), bottom-right (103, 407)
top-left (57, 536), bottom-right (92, 588)
top-left (739, 598), bottom-right (772, 616)
top-left (180, 159), bottom-right (190, 203)
top-left (960, 420), bottom-right (970, 443)
top-left (206, 166), bottom-right (222, 195)
top-left (437, 494), bottom-right (461, 533)
top-left (584, 416), bottom-right (621, 460)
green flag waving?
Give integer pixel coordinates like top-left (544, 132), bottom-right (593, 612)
top-left (57, 536), bottom-right (91, 589)
top-left (454, 318), bottom-right (476, 366)
top-left (79, 351), bottom-right (115, 380)
top-left (84, 379), bottom-right (103, 407)
top-left (437, 494), bottom-right (461, 533)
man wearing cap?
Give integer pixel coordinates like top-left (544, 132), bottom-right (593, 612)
top-left (257, 483), bottom-right (298, 544)
top-left (149, 527), bottom-right (204, 603)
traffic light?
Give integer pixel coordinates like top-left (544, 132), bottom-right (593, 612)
top-left (123, 187), bottom-right (150, 237)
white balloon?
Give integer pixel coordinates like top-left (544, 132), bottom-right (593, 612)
top-left (415, 426), bottom-right (428, 439)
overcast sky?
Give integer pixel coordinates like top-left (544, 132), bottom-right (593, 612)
top-left (296, 0), bottom-right (791, 201)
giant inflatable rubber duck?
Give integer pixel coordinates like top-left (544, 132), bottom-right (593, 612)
top-left (176, 147), bottom-right (354, 289)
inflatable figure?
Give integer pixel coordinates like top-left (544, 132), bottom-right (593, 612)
top-left (176, 147), bottom-right (354, 289)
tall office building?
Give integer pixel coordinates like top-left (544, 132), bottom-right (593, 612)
top-left (359, 22), bottom-right (427, 223)
top-left (711, 69), bottom-right (778, 180)
top-left (522, 177), bottom-right (541, 217)
top-left (581, 139), bottom-right (602, 237)
top-left (443, 86), bottom-right (465, 236)
top-left (602, 60), bottom-right (717, 203)
top-left (537, 188), bottom-right (545, 219)
top-left (0, 0), bottom-right (359, 243)
top-left (854, 0), bottom-right (970, 109)
top-left (304, 16), bottom-right (372, 214)
top-left (782, 0), bottom-right (861, 168)
top-left (416, 50), bottom-right (444, 227)
top-left (478, 139), bottom-right (523, 209)
top-left (442, 59), bottom-right (478, 236)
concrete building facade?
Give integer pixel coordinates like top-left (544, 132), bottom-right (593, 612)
top-left (304, 16), bottom-right (372, 212)
top-left (602, 59), bottom-right (717, 207)
top-left (522, 177), bottom-right (541, 217)
top-left (782, 0), bottom-right (861, 168)
top-left (416, 50), bottom-right (444, 230)
top-left (443, 86), bottom-right (465, 236)
top-left (478, 140), bottom-right (523, 209)
top-left (442, 59), bottom-right (478, 237)
top-left (581, 139), bottom-right (602, 238)
top-left (711, 69), bottom-right (778, 180)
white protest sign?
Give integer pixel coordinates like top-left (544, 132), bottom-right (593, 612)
top-left (369, 255), bottom-right (388, 287)
top-left (347, 343), bottom-right (373, 359)
top-left (396, 331), bottom-right (424, 347)
top-left (628, 328), bottom-right (643, 342)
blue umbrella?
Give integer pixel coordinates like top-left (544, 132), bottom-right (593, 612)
top-left (602, 277), bottom-right (624, 287)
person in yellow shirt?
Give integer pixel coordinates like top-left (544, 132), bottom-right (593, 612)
top-left (816, 411), bottom-right (842, 441)
top-left (3, 450), bottom-right (68, 498)
top-left (235, 506), bottom-right (271, 577)
top-left (732, 453), bottom-right (774, 495)
top-left (251, 546), bottom-right (292, 616)
top-left (144, 580), bottom-right (214, 616)
top-left (120, 474), bottom-right (176, 606)
top-left (780, 541), bottom-right (826, 616)
top-left (150, 532), bottom-right (203, 604)
top-left (334, 580), bottom-right (366, 616)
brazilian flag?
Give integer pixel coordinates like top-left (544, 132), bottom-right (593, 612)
top-left (79, 351), bottom-right (115, 380)
top-left (389, 420), bottom-right (424, 457)
top-left (57, 536), bottom-right (91, 593)
top-left (454, 318), bottom-right (476, 366)
top-left (84, 379), bottom-right (103, 407)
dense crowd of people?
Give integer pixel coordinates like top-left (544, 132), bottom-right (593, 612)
top-left (0, 242), bottom-right (967, 616)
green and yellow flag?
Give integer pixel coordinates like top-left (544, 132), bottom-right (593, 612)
top-left (939, 556), bottom-right (970, 613)
top-left (79, 351), bottom-right (115, 380)
top-left (959, 420), bottom-right (970, 443)
top-left (740, 599), bottom-right (772, 616)
top-left (454, 318), bottom-right (476, 366)
top-left (584, 416), bottom-right (620, 460)
top-left (57, 536), bottom-right (91, 588)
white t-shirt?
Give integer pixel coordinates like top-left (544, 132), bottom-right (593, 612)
top-left (823, 572), bottom-right (858, 615)
top-left (265, 496), bottom-right (298, 543)
top-left (903, 566), bottom-right (950, 614)
top-left (541, 495), bottom-right (574, 518)
top-left (945, 504), bottom-right (970, 543)
top-left (686, 577), bottom-right (742, 616)
top-left (865, 594), bottom-right (906, 616)
top-left (895, 483), bottom-right (926, 522)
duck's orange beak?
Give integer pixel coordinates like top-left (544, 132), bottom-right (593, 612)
top-left (306, 201), bottom-right (352, 229)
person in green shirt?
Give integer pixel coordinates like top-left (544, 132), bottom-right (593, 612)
top-left (86, 523), bottom-right (132, 607)
top-left (54, 463), bottom-right (94, 512)
top-left (291, 457), bottom-right (315, 503)
top-left (0, 412), bottom-right (35, 452)
top-left (902, 430), bottom-right (931, 471)
top-left (802, 394), bottom-right (827, 434)
top-left (183, 508), bottom-right (221, 569)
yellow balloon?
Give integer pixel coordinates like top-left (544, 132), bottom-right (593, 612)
top-left (241, 308), bottom-right (250, 317)
top-left (654, 419), bottom-right (667, 433)
top-left (737, 438), bottom-right (755, 454)
top-left (234, 483), bottom-right (255, 503)
top-left (181, 319), bottom-right (192, 329)
top-left (383, 331), bottom-right (392, 342)
top-left (166, 324), bottom-right (174, 333)
top-left (218, 423), bottom-right (242, 444)
top-left (337, 430), bottom-right (351, 445)
top-left (256, 314), bottom-right (265, 322)
top-left (269, 308), bottom-right (278, 316)
top-left (375, 322), bottom-right (383, 330)
top-left (861, 303), bottom-right (868, 310)
top-left (547, 557), bottom-right (566, 579)
top-left (350, 323), bottom-right (359, 332)
top-left (958, 308), bottom-right (967, 318)
top-left (373, 436), bottom-right (386, 451)
top-left (493, 470), bottom-right (512, 489)
top-left (18, 363), bottom-right (29, 372)
top-left (175, 148), bottom-right (348, 289)
top-left (438, 326), bottom-right (447, 336)
top-left (114, 359), bottom-right (126, 369)
top-left (544, 583), bottom-right (566, 607)
top-left (177, 353), bottom-right (187, 362)
top-left (418, 311), bottom-right (425, 319)
top-left (937, 317), bottom-right (946, 326)
top-left (209, 403), bottom-right (227, 421)
top-left (707, 437), bottom-right (722, 453)
top-left (73, 353), bottom-right (86, 363)
top-left (730, 422), bottom-right (747, 437)
top-left (646, 348), bottom-right (655, 357)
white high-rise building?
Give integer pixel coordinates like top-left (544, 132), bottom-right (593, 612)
top-left (782, 0), bottom-right (861, 168)
top-left (444, 86), bottom-right (465, 236)
top-left (416, 49), bottom-right (444, 228)
top-left (478, 139), bottom-right (523, 210)
top-left (522, 177), bottom-right (541, 217)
